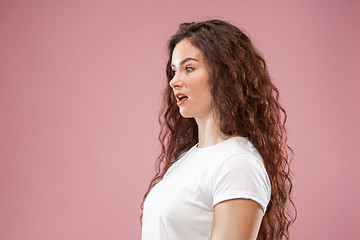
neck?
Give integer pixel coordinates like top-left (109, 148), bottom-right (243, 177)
top-left (195, 112), bottom-right (235, 148)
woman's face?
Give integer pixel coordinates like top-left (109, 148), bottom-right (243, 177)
top-left (169, 39), bottom-right (214, 120)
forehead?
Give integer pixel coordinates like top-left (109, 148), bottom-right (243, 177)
top-left (171, 39), bottom-right (204, 65)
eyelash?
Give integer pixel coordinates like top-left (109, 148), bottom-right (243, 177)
top-left (186, 67), bottom-right (194, 73)
top-left (172, 66), bottom-right (194, 75)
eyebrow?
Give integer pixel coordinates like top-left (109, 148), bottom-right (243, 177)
top-left (171, 57), bottom-right (199, 68)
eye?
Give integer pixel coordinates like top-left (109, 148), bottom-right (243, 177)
top-left (171, 68), bottom-right (177, 75)
top-left (186, 67), bottom-right (194, 73)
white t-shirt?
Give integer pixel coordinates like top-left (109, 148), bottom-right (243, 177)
top-left (141, 136), bottom-right (271, 240)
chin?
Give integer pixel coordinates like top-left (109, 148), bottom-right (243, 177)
top-left (179, 110), bottom-right (194, 118)
top-left (179, 113), bottom-right (193, 118)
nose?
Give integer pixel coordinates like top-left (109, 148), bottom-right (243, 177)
top-left (169, 73), bottom-right (183, 89)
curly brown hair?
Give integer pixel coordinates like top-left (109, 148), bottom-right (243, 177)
top-left (140, 19), bottom-right (296, 239)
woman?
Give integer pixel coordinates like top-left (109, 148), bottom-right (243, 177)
top-left (140, 19), bottom-right (296, 240)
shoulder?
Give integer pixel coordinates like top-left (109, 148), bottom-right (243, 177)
top-left (212, 137), bottom-right (264, 161)
top-left (211, 147), bottom-right (271, 213)
top-left (212, 151), bottom-right (269, 189)
top-left (214, 137), bottom-right (266, 172)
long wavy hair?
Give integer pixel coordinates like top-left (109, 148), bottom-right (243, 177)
top-left (140, 19), bottom-right (296, 239)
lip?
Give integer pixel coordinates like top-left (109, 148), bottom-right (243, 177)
top-left (177, 97), bottom-right (188, 106)
top-left (175, 92), bottom-right (188, 101)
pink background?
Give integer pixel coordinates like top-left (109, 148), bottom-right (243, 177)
top-left (1, 0), bottom-right (359, 239)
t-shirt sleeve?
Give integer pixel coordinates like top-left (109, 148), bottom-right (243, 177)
top-left (211, 153), bottom-right (271, 213)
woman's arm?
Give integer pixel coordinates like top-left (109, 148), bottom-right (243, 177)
top-left (210, 198), bottom-right (263, 240)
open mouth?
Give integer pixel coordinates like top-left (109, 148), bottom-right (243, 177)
top-left (177, 95), bottom-right (188, 102)
top-left (175, 93), bottom-right (188, 101)
top-left (176, 94), bottom-right (188, 105)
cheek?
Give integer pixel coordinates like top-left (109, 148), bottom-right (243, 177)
top-left (189, 70), bottom-right (212, 103)
top-left (194, 85), bottom-right (212, 105)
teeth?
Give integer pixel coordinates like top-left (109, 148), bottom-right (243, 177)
top-left (177, 94), bottom-right (186, 100)
top-left (175, 93), bottom-right (188, 101)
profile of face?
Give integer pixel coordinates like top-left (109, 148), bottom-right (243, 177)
top-left (169, 39), bottom-right (214, 120)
